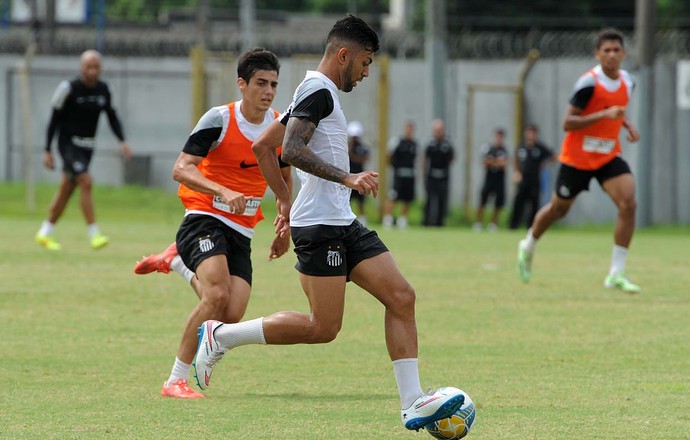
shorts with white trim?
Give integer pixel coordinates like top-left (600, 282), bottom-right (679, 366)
top-left (290, 220), bottom-right (388, 278)
top-left (176, 214), bottom-right (253, 285)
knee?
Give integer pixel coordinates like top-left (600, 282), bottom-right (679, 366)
top-left (306, 318), bottom-right (342, 344)
top-left (387, 284), bottom-right (416, 317)
top-left (201, 285), bottom-right (231, 312)
top-left (618, 197), bottom-right (637, 216)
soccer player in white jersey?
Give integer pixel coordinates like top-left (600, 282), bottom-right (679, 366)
top-left (139, 49), bottom-right (291, 399)
top-left (192, 15), bottom-right (467, 431)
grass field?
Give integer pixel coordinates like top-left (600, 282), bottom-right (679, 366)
top-left (1, 183), bottom-right (689, 439)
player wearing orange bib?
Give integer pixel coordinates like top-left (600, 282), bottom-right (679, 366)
top-left (136, 49), bottom-right (291, 399)
top-left (517, 28), bottom-right (641, 293)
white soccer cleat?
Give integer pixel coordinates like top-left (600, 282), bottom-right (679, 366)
top-left (193, 320), bottom-right (227, 390)
top-left (401, 387), bottom-right (466, 431)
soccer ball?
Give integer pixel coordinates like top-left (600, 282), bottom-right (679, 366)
top-left (424, 388), bottom-right (476, 439)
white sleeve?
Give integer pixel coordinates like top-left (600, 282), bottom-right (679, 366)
top-left (50, 80), bottom-right (71, 110)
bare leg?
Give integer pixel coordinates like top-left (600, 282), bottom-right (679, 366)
top-left (490, 207), bottom-right (502, 225)
top-left (176, 255), bottom-right (250, 364)
top-left (350, 252), bottom-right (417, 360)
top-left (47, 174), bottom-right (77, 223)
top-left (262, 275), bottom-right (346, 344)
top-left (530, 193), bottom-right (576, 239)
top-left (475, 205), bottom-right (485, 225)
top-left (602, 173), bottom-right (637, 247)
top-left (75, 172), bottom-right (96, 225)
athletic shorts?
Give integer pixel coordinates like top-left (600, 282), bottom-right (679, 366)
top-left (58, 143), bottom-right (94, 178)
top-left (480, 179), bottom-right (506, 207)
top-left (290, 220), bottom-right (388, 278)
top-left (555, 156), bottom-right (632, 200)
top-left (390, 177), bottom-right (415, 202)
top-left (176, 214), bottom-right (253, 285)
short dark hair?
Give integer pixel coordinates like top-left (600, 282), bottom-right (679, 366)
top-left (494, 128), bottom-right (505, 136)
top-left (326, 14), bottom-right (380, 54)
top-left (237, 48), bottom-right (280, 83)
top-left (525, 124), bottom-right (538, 132)
top-left (596, 28), bottom-right (624, 49)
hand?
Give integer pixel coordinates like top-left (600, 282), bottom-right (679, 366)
top-left (217, 189), bottom-right (247, 214)
top-left (42, 151), bottom-right (54, 170)
top-left (624, 122), bottom-right (640, 142)
top-left (604, 105), bottom-right (626, 120)
top-left (343, 171), bottom-right (379, 198)
top-left (120, 142), bottom-right (132, 160)
top-left (513, 170), bottom-right (522, 184)
top-left (274, 198), bottom-right (291, 238)
top-left (268, 233), bottom-right (290, 260)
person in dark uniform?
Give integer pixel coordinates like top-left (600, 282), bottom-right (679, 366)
top-left (473, 128), bottom-right (508, 232)
top-left (423, 119), bottom-right (454, 227)
top-left (35, 50), bottom-right (132, 251)
top-left (347, 121), bottom-right (370, 225)
top-left (509, 124), bottom-right (554, 229)
top-left (383, 121), bottom-right (417, 229)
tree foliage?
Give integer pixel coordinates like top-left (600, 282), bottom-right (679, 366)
top-left (105, 0), bottom-right (690, 29)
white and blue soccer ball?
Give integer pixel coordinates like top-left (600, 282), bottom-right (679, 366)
top-left (424, 387), bottom-right (476, 439)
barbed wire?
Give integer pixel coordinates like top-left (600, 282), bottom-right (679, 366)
top-left (0, 26), bottom-right (688, 59)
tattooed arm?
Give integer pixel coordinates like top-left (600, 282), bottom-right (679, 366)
top-left (282, 116), bottom-right (349, 183)
top-left (282, 116), bottom-right (379, 197)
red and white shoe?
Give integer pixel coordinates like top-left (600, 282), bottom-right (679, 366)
top-left (161, 379), bottom-right (204, 399)
top-left (401, 387), bottom-right (466, 431)
top-left (134, 242), bottom-right (178, 274)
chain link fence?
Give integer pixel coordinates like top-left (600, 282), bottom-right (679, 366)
top-left (1, 24), bottom-right (689, 59)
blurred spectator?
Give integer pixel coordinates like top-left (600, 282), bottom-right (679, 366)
top-left (473, 128), bottom-right (508, 232)
top-left (348, 121), bottom-right (370, 226)
top-left (423, 119), bottom-right (454, 227)
top-left (383, 121), bottom-right (418, 229)
top-left (509, 124), bottom-right (554, 229)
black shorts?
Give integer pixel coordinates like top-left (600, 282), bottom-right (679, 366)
top-left (176, 214), bottom-right (253, 285)
top-left (390, 177), bottom-right (415, 202)
top-left (555, 156), bottom-right (632, 200)
top-left (58, 143), bottom-right (94, 178)
top-left (480, 180), bottom-right (505, 207)
top-left (291, 220), bottom-right (389, 278)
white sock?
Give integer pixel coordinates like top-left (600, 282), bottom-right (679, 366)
top-left (38, 220), bottom-right (55, 236)
top-left (214, 317), bottom-right (266, 349)
top-left (171, 255), bottom-right (195, 284)
top-left (523, 228), bottom-right (537, 253)
top-left (166, 357), bottom-right (191, 386)
top-left (392, 358), bottom-right (425, 409)
top-left (609, 245), bottom-right (628, 277)
top-left (87, 223), bottom-right (100, 239)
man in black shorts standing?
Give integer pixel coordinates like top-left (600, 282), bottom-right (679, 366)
top-left (473, 128), bottom-right (508, 232)
top-left (509, 124), bottom-right (553, 229)
top-left (383, 121), bottom-right (417, 229)
top-left (36, 50), bottom-right (131, 250)
top-left (423, 119), bottom-right (454, 227)
top-left (193, 15), bottom-right (467, 432)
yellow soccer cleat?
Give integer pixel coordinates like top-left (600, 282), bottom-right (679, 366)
top-left (90, 234), bottom-right (109, 250)
top-left (35, 234), bottom-right (62, 251)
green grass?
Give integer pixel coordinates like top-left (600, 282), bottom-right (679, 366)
top-left (1, 183), bottom-right (689, 439)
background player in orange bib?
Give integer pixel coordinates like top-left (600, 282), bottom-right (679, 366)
top-left (516, 28), bottom-right (641, 293)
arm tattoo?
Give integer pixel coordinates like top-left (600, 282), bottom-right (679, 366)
top-left (282, 117), bottom-right (349, 183)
